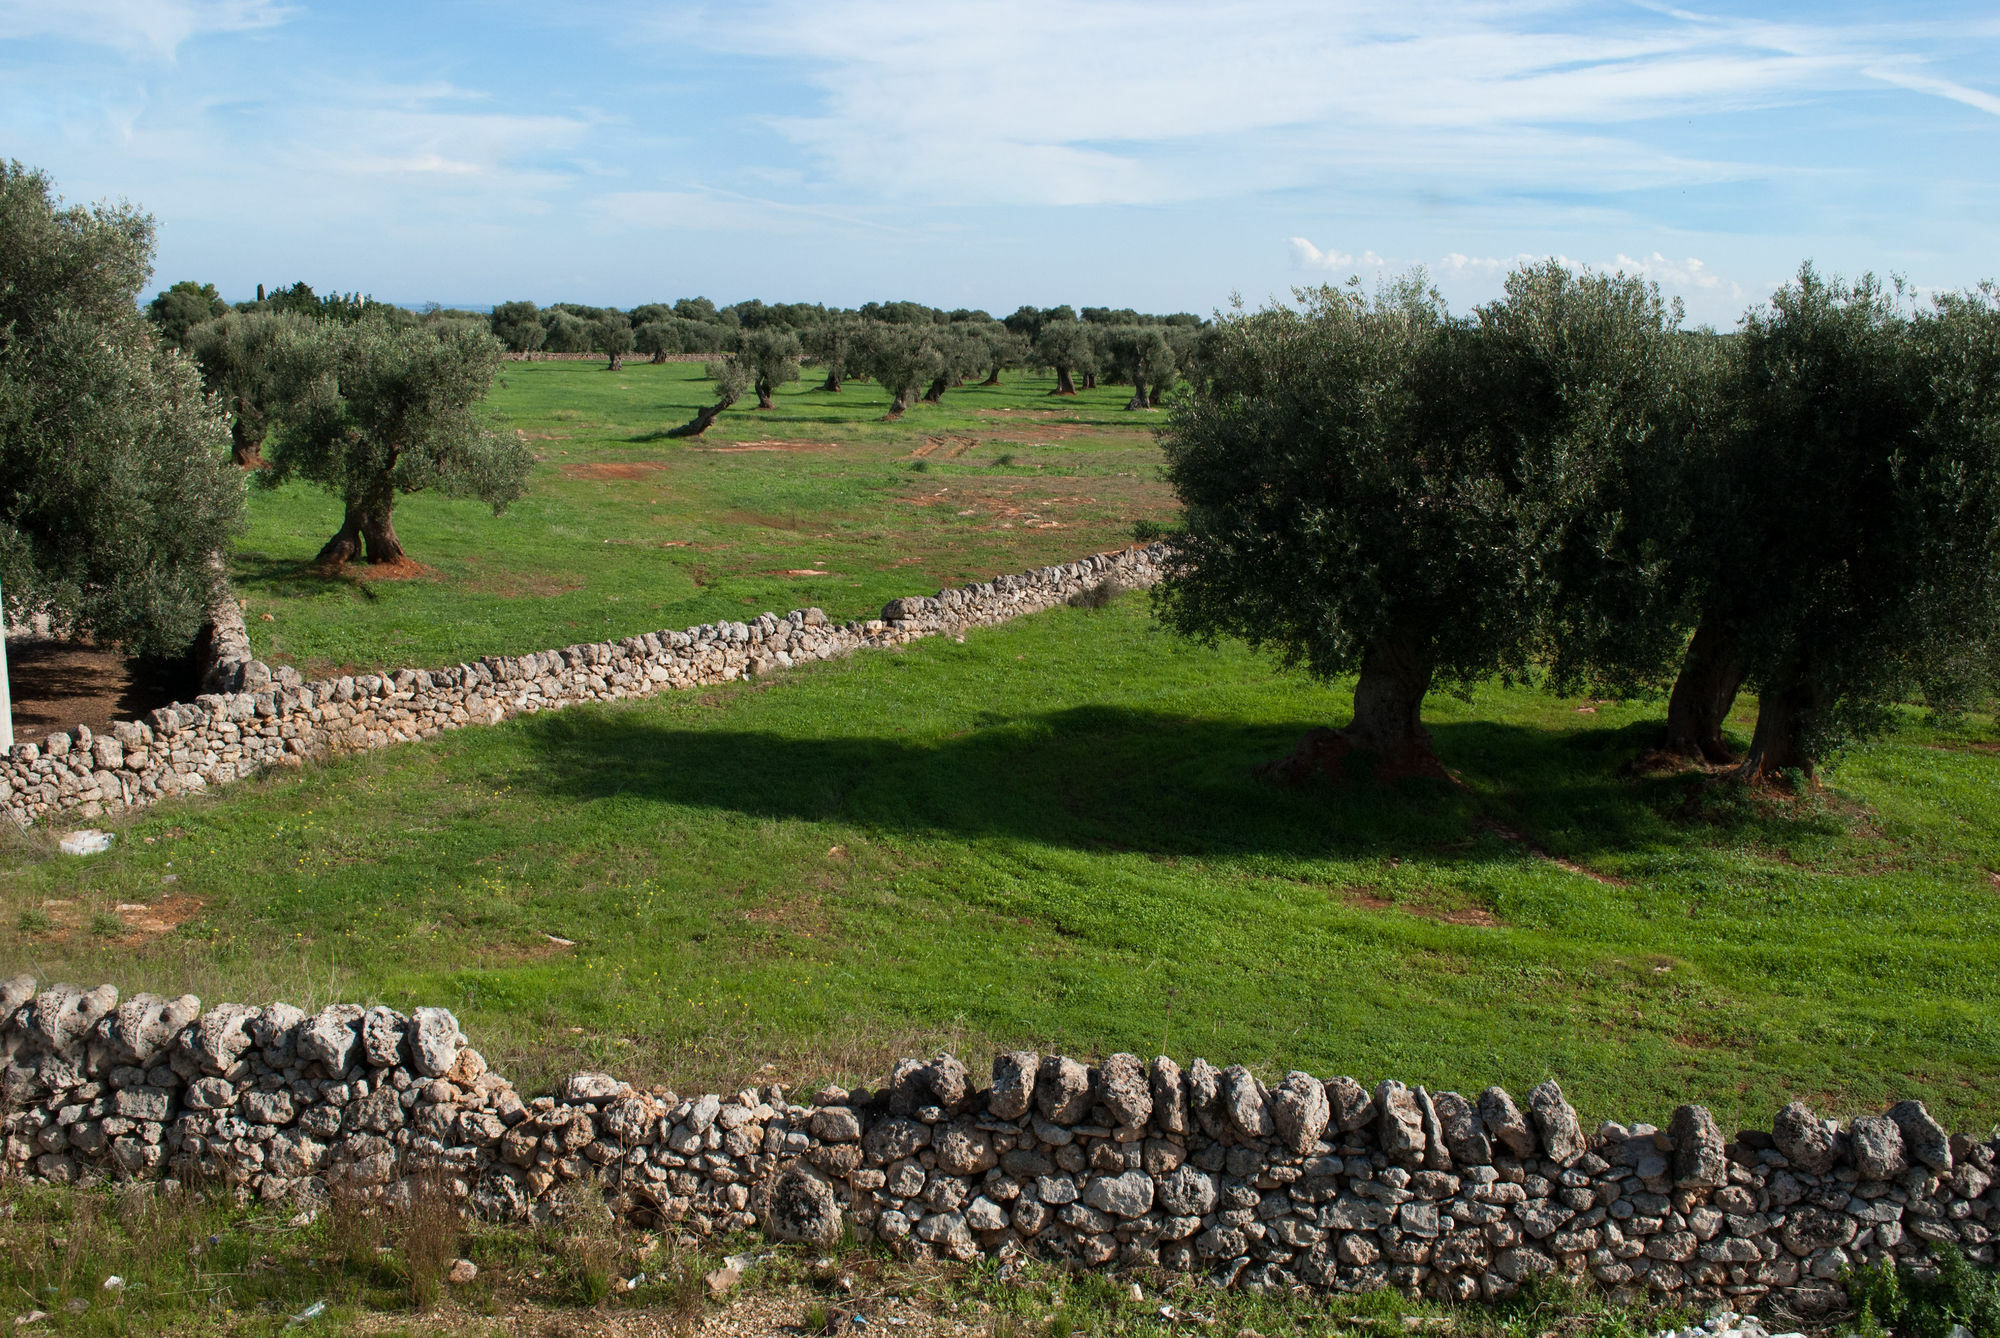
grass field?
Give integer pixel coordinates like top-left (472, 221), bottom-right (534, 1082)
top-left (230, 361), bottom-right (1176, 677)
top-left (9, 591), bottom-right (2000, 1136)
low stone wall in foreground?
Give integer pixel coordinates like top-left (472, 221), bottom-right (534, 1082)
top-left (0, 544), bottom-right (1166, 829)
top-left (4, 978), bottom-right (1990, 1317)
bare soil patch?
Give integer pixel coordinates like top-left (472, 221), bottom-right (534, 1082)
top-left (4, 638), bottom-right (195, 737)
top-left (698, 440), bottom-right (837, 454)
top-left (1340, 886), bottom-right (1505, 928)
top-left (339, 555), bottom-right (435, 582)
top-left (561, 461), bottom-right (667, 481)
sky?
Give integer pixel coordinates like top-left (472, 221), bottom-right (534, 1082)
top-left (2, 0), bottom-right (1996, 326)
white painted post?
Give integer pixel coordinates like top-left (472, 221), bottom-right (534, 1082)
top-left (0, 577), bottom-right (11, 752)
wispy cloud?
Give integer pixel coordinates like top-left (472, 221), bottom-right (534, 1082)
top-left (669, 0), bottom-right (2000, 207)
top-left (0, 0), bottom-right (290, 59)
top-left (1292, 238), bottom-right (1749, 307)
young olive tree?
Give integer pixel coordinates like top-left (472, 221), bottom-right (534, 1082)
top-left (0, 162), bottom-right (243, 655)
top-left (1156, 274), bottom-right (1574, 779)
top-left (1673, 270), bottom-right (2000, 781)
top-left (665, 357), bottom-right (749, 438)
top-left (187, 310), bottom-right (305, 467)
top-left (740, 328), bottom-right (802, 408)
top-left (853, 323), bottom-right (944, 418)
top-left (262, 319), bottom-right (529, 569)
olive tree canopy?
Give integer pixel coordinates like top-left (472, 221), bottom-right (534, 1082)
top-left (261, 318), bottom-right (529, 569)
top-left (1156, 274), bottom-right (1581, 779)
top-left (146, 280), bottom-right (229, 347)
top-left (1673, 269), bottom-right (2000, 780)
top-left (740, 328), bottom-right (802, 409)
top-left (187, 310), bottom-right (306, 467)
top-left (0, 161), bottom-right (243, 655)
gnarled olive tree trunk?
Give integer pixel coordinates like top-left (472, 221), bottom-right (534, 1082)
top-left (981, 368), bottom-right (1002, 386)
top-left (755, 378), bottom-right (775, 410)
top-left (1082, 371), bottom-right (1097, 390)
top-left (1125, 376), bottom-right (1150, 411)
top-left (923, 376), bottom-right (948, 404)
top-left (650, 350), bottom-right (669, 365)
top-left (1264, 629), bottom-right (1445, 784)
top-left (314, 478), bottom-right (403, 568)
top-left (885, 385), bottom-right (916, 419)
top-left (1051, 367), bottom-right (1077, 395)
top-left (667, 403), bottom-right (726, 438)
top-left (820, 367), bottom-right (843, 392)
top-left (1737, 672), bottom-right (1823, 784)
top-left (1662, 620), bottom-right (1744, 762)
top-left (230, 413), bottom-right (266, 469)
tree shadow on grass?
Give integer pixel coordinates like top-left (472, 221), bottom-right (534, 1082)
top-left (515, 703), bottom-right (1697, 867)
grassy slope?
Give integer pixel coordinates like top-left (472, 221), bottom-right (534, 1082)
top-left (231, 362), bottom-right (1175, 677)
top-left (8, 597), bottom-right (1999, 1134)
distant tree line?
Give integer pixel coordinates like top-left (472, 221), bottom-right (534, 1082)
top-left (1158, 264), bottom-right (2000, 785)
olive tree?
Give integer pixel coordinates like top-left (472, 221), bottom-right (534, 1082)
top-left (1668, 270), bottom-right (2000, 780)
top-left (146, 280), bottom-right (228, 347)
top-left (1156, 275), bottom-right (1574, 779)
top-left (920, 324), bottom-right (986, 403)
top-left (1106, 326), bottom-right (1176, 409)
top-left (665, 357), bottom-right (749, 438)
top-left (801, 317), bottom-right (861, 392)
top-left (0, 162), bottom-right (243, 655)
top-left (853, 323), bottom-right (943, 418)
top-left (262, 319), bottom-right (529, 568)
top-left (592, 311), bottom-right (634, 370)
top-left (187, 310), bottom-right (304, 467)
top-left (489, 300), bottom-right (545, 354)
top-left (740, 328), bottom-right (802, 408)
top-left (1034, 320), bottom-right (1093, 395)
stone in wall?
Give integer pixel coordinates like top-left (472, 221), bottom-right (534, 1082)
top-left (1, 545), bottom-right (1169, 829)
top-left (5, 973), bottom-right (1996, 1320)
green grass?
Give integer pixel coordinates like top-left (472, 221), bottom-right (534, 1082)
top-left (0, 1172), bottom-right (1684, 1337)
top-left (10, 594), bottom-right (2000, 1133)
top-left (231, 362), bottom-right (1174, 677)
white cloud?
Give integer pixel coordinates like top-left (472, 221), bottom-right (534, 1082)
top-left (0, 0), bottom-right (289, 59)
top-left (1290, 238), bottom-right (1751, 310)
top-left (1289, 238), bottom-right (1385, 271)
top-left (663, 0), bottom-right (2000, 208)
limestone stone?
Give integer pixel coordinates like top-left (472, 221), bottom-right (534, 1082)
top-left (1271, 1071), bottom-right (1330, 1154)
top-left (300, 1004), bottom-right (365, 1073)
top-left (766, 1164), bottom-right (841, 1243)
top-left (1035, 1055), bottom-right (1092, 1124)
top-left (1886, 1100), bottom-right (1951, 1173)
top-left (1096, 1053), bottom-right (1152, 1129)
top-left (411, 1007), bottom-right (465, 1078)
top-left (1326, 1075), bottom-right (1376, 1133)
top-left (1222, 1065), bottom-right (1273, 1140)
top-left (1772, 1101), bottom-right (1838, 1175)
top-left (1082, 1169), bottom-right (1155, 1218)
top-left (1149, 1056), bottom-right (1189, 1135)
top-left (1375, 1080), bottom-right (1428, 1166)
top-left (1668, 1105), bottom-right (1726, 1188)
top-left (989, 1051), bottom-right (1038, 1121)
top-left (1849, 1116), bottom-right (1906, 1182)
top-left (1479, 1086), bottom-right (1536, 1158)
top-left (1430, 1090), bottom-right (1492, 1166)
top-left (1527, 1080), bottom-right (1586, 1165)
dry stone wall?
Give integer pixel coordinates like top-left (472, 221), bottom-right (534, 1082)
top-left (4, 979), bottom-right (1991, 1318)
top-left (0, 544), bottom-right (1166, 829)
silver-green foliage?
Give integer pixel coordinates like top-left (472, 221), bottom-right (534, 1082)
top-left (0, 161), bottom-right (243, 655)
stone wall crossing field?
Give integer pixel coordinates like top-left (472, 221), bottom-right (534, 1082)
top-left (3, 977), bottom-right (1989, 1319)
top-left (0, 544), bottom-right (1167, 829)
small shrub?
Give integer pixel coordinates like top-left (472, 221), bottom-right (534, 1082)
top-left (1845, 1250), bottom-right (2000, 1338)
top-left (17, 908), bottom-right (54, 933)
top-left (1131, 517), bottom-right (1164, 541)
top-left (547, 1185), bottom-right (619, 1306)
top-left (89, 912), bottom-right (125, 937)
top-left (802, 1300), bottom-right (834, 1334)
top-left (325, 1184), bottom-right (386, 1273)
top-left (993, 453), bottom-right (1016, 467)
top-left (1066, 580), bottom-right (1122, 610)
top-left (398, 1170), bottom-right (461, 1311)
top-left (908, 460), bottom-right (929, 473)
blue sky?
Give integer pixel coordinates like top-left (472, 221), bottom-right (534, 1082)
top-left (2, 0), bottom-right (1996, 326)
